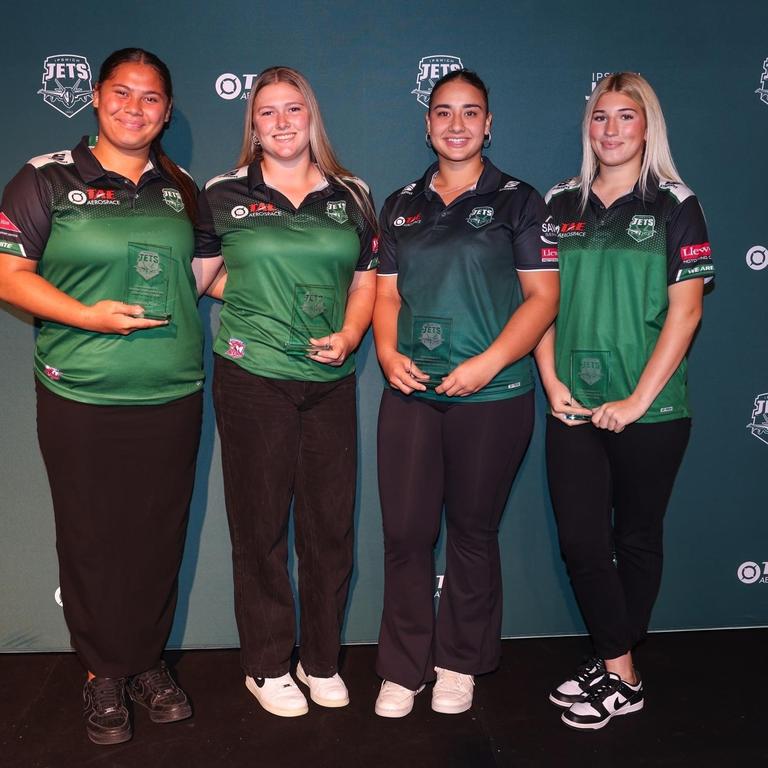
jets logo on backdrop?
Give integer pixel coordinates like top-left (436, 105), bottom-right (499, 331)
top-left (38, 55), bottom-right (93, 118)
top-left (627, 215), bottom-right (655, 243)
top-left (755, 58), bottom-right (768, 106)
top-left (747, 393), bottom-right (768, 446)
top-left (163, 189), bottom-right (184, 213)
top-left (467, 206), bottom-right (494, 229)
top-left (326, 201), bottom-right (348, 224)
top-left (215, 73), bottom-right (259, 101)
top-left (411, 55), bottom-right (464, 108)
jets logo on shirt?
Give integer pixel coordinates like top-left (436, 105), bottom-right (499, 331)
top-left (467, 207), bottom-right (494, 229)
top-left (627, 215), bottom-right (656, 243)
top-left (37, 55), bottom-right (93, 118)
top-left (163, 188), bottom-right (184, 213)
top-left (326, 201), bottom-right (348, 224)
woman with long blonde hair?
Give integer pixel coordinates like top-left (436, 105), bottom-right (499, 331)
top-left (535, 72), bottom-right (714, 730)
top-left (195, 66), bottom-right (377, 717)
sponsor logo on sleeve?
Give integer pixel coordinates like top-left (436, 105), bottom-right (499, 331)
top-left (226, 338), bottom-right (246, 358)
top-left (680, 242), bottom-right (711, 261)
top-left (676, 263), bottom-right (714, 280)
top-left (500, 180), bottom-right (520, 191)
top-left (541, 216), bottom-right (559, 244)
top-left (394, 213), bottom-right (422, 227)
top-left (0, 212), bottom-right (22, 234)
top-left (215, 72), bottom-right (259, 101)
top-left (0, 240), bottom-right (25, 257)
top-left (746, 245), bottom-right (768, 271)
top-left (399, 183), bottom-right (416, 195)
top-left (371, 236), bottom-right (379, 254)
top-left (747, 392), bottom-right (768, 446)
top-left (540, 247), bottom-right (558, 263)
top-left (411, 55), bottom-right (464, 108)
top-left (37, 55), bottom-right (93, 118)
top-left (755, 58), bottom-right (768, 106)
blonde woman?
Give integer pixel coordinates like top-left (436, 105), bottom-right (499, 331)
top-left (535, 73), bottom-right (714, 730)
top-left (195, 67), bottom-right (377, 717)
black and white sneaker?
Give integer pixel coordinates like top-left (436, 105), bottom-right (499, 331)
top-left (561, 671), bottom-right (643, 730)
top-left (549, 656), bottom-right (605, 708)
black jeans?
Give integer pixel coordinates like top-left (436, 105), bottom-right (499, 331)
top-left (213, 355), bottom-right (356, 678)
top-left (545, 415), bottom-right (691, 659)
top-left (36, 380), bottom-right (202, 678)
top-left (376, 389), bottom-right (534, 690)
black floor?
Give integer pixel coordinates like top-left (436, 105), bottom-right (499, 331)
top-left (2, 629), bottom-right (766, 768)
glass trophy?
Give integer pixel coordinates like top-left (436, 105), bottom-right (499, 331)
top-left (411, 316), bottom-right (453, 388)
top-left (569, 350), bottom-right (611, 410)
top-left (126, 242), bottom-right (173, 320)
top-left (285, 284), bottom-right (337, 356)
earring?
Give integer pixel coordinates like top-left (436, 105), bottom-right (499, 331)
top-left (483, 132), bottom-right (491, 149)
top-left (425, 132), bottom-right (433, 150)
top-left (252, 134), bottom-right (261, 147)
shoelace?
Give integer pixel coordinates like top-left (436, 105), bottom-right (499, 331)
top-left (143, 667), bottom-right (175, 695)
top-left (584, 674), bottom-right (622, 702)
top-left (573, 656), bottom-right (603, 683)
top-left (92, 679), bottom-right (125, 713)
top-left (436, 672), bottom-right (473, 693)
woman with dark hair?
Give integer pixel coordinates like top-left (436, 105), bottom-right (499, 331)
top-left (372, 69), bottom-right (559, 717)
top-left (536, 72), bottom-right (713, 730)
top-left (0, 48), bottom-right (214, 744)
top-left (196, 66), bottom-right (377, 718)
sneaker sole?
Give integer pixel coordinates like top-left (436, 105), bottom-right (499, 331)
top-left (431, 700), bottom-right (472, 714)
top-left (548, 692), bottom-right (581, 709)
top-left (245, 677), bottom-right (308, 718)
top-left (295, 667), bottom-right (349, 708)
top-left (562, 699), bottom-right (644, 731)
top-left (374, 702), bottom-right (414, 718)
top-left (147, 703), bottom-right (193, 723)
top-left (86, 727), bottom-right (132, 745)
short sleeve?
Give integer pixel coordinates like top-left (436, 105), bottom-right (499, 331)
top-left (513, 187), bottom-right (558, 271)
top-left (193, 189), bottom-right (222, 258)
top-left (376, 194), bottom-right (398, 276)
top-left (0, 164), bottom-right (52, 260)
top-left (666, 196), bottom-right (714, 284)
top-left (354, 189), bottom-right (378, 272)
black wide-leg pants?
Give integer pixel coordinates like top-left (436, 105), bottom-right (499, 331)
top-left (213, 355), bottom-right (356, 679)
top-left (545, 414), bottom-right (691, 659)
top-left (376, 388), bottom-right (534, 690)
top-left (36, 380), bottom-right (202, 678)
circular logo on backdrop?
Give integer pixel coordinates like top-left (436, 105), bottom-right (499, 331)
top-left (215, 73), bottom-right (242, 100)
top-left (737, 561), bottom-right (762, 584)
top-left (67, 190), bottom-right (87, 205)
top-left (54, 586), bottom-right (63, 606)
top-left (746, 245), bottom-right (768, 271)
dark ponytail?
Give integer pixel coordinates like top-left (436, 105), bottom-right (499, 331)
top-left (97, 48), bottom-right (197, 225)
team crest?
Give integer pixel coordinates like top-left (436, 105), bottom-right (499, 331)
top-left (37, 55), bottom-right (93, 118)
top-left (579, 357), bottom-right (603, 386)
top-left (326, 201), bottom-right (348, 224)
top-left (627, 214), bottom-right (655, 243)
top-left (755, 58), bottom-right (768, 106)
top-left (302, 291), bottom-right (327, 318)
top-left (135, 250), bottom-right (162, 280)
top-left (747, 393), bottom-right (768, 446)
top-left (467, 206), bottom-right (494, 229)
top-left (419, 322), bottom-right (444, 351)
top-left (163, 188), bottom-right (184, 213)
top-left (411, 55), bottom-right (464, 108)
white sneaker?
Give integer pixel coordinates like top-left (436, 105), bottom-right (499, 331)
top-left (295, 662), bottom-right (349, 708)
top-left (431, 667), bottom-right (474, 714)
top-left (374, 680), bottom-right (425, 718)
top-left (245, 673), bottom-right (308, 717)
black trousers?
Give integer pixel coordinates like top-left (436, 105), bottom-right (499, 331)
top-left (36, 380), bottom-right (202, 678)
top-left (376, 389), bottom-right (534, 690)
top-left (545, 415), bottom-right (691, 659)
top-left (213, 355), bottom-right (356, 679)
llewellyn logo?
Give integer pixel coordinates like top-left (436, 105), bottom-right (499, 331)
top-left (37, 55), bottom-right (93, 118)
top-left (746, 393), bottom-right (768, 445)
top-left (737, 561), bottom-right (768, 584)
top-left (215, 72), bottom-right (259, 101)
top-left (755, 58), bottom-right (768, 106)
top-left (411, 55), bottom-right (464, 108)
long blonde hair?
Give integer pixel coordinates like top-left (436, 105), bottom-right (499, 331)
top-left (237, 66), bottom-right (377, 230)
top-left (578, 72), bottom-right (682, 211)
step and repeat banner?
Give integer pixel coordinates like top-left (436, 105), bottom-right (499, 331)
top-left (1, 0), bottom-right (766, 652)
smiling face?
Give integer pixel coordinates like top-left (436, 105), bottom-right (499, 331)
top-left (589, 91), bottom-right (647, 173)
top-left (426, 79), bottom-right (492, 164)
top-left (252, 82), bottom-right (311, 165)
top-left (92, 62), bottom-right (171, 155)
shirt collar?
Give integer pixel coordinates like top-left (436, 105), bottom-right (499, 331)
top-left (247, 161), bottom-right (333, 202)
top-left (72, 135), bottom-right (166, 185)
top-left (420, 156), bottom-right (503, 201)
top-left (588, 176), bottom-right (659, 209)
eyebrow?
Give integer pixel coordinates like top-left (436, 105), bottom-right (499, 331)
top-left (109, 82), bottom-right (163, 96)
top-left (256, 101), bottom-right (305, 109)
top-left (431, 102), bottom-right (484, 110)
top-left (593, 107), bottom-right (638, 113)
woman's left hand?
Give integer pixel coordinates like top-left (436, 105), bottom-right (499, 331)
top-left (435, 353), bottom-right (499, 396)
top-left (307, 331), bottom-right (356, 366)
top-left (591, 396), bottom-right (648, 433)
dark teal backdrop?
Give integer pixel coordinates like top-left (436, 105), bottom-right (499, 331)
top-left (1, 0), bottom-right (767, 652)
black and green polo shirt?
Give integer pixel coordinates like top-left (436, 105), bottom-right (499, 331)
top-left (377, 158), bottom-right (556, 403)
top-left (0, 136), bottom-right (205, 406)
top-left (545, 176), bottom-right (714, 422)
top-left (195, 163), bottom-right (377, 382)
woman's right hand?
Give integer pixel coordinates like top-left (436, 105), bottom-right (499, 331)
top-left (379, 350), bottom-right (429, 394)
top-left (81, 300), bottom-right (169, 335)
top-left (545, 377), bottom-right (593, 426)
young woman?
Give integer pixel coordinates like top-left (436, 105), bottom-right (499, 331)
top-left (0, 49), bottom-right (210, 744)
top-left (536, 72), bottom-right (714, 730)
top-left (373, 70), bottom-right (559, 718)
top-left (195, 67), bottom-right (377, 717)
